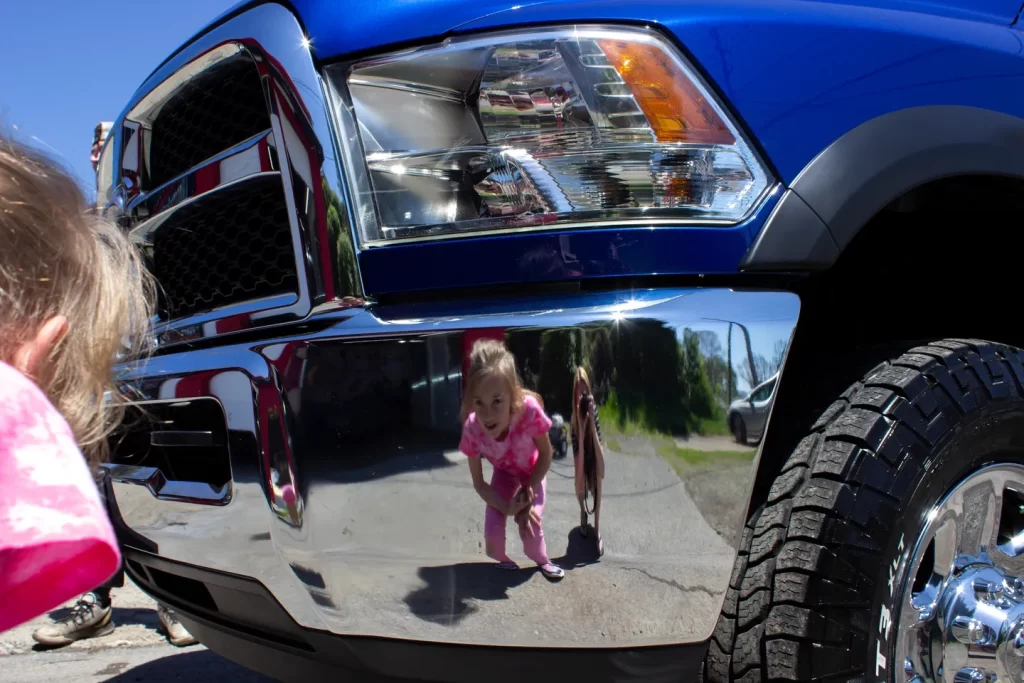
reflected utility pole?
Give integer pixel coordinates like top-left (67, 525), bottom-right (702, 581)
top-left (704, 318), bottom-right (759, 401)
top-left (727, 323), bottom-right (733, 403)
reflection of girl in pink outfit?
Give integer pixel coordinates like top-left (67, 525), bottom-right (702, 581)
top-left (459, 340), bottom-right (564, 580)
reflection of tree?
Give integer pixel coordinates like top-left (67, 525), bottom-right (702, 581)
top-left (610, 319), bottom-right (683, 433)
top-left (607, 321), bottom-right (719, 434)
top-left (582, 327), bottom-right (613, 403)
top-left (504, 320), bottom-right (725, 436)
top-left (696, 331), bottom-right (738, 407)
top-left (322, 177), bottom-right (360, 297)
top-left (680, 330), bottom-right (718, 422)
top-left (506, 330), bottom-right (543, 392)
top-left (538, 329), bottom-right (582, 418)
top-left (736, 339), bottom-right (787, 390)
top-left (508, 327), bottom-right (613, 419)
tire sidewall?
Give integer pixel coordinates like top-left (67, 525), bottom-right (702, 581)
top-left (868, 405), bottom-right (1024, 682)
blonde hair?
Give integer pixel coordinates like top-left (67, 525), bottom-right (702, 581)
top-left (571, 366), bottom-right (592, 437)
top-left (0, 136), bottom-right (155, 464)
top-left (461, 338), bottom-right (541, 423)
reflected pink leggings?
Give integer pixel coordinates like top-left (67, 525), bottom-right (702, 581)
top-left (484, 468), bottom-right (550, 565)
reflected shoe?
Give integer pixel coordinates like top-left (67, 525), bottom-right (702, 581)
top-left (32, 592), bottom-right (114, 647)
top-left (157, 604), bottom-right (198, 647)
top-left (539, 563), bottom-right (565, 580)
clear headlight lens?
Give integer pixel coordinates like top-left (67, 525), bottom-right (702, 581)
top-left (334, 25), bottom-right (771, 246)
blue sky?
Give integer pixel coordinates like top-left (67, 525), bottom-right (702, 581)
top-left (0, 0), bottom-right (237, 199)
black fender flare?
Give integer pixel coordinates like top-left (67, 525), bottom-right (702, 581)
top-left (742, 105), bottom-right (1024, 270)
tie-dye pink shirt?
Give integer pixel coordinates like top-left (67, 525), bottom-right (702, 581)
top-left (0, 361), bottom-right (120, 633)
top-left (459, 394), bottom-right (553, 477)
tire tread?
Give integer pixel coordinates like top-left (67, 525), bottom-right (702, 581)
top-left (707, 339), bottom-right (1023, 682)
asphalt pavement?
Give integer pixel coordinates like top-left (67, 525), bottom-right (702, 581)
top-left (293, 445), bottom-right (738, 647)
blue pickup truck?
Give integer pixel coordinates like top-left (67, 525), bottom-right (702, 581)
top-left (96, 1), bottom-right (1024, 681)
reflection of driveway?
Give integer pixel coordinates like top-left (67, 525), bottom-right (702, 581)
top-left (299, 446), bottom-right (734, 647)
top-left (674, 434), bottom-right (755, 453)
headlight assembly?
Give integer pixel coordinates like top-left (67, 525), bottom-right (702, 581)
top-left (328, 25), bottom-right (772, 246)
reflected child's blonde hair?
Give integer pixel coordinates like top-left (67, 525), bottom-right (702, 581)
top-left (571, 366), bottom-right (592, 436)
top-left (461, 338), bottom-right (542, 423)
top-left (0, 136), bottom-right (155, 464)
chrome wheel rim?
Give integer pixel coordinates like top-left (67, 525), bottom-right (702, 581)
top-left (896, 464), bottom-right (1024, 683)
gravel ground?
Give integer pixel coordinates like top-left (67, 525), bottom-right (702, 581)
top-left (0, 581), bottom-right (272, 682)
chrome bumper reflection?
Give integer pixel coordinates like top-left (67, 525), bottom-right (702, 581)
top-left (111, 288), bottom-right (799, 647)
top-left (100, 463), bottom-right (231, 505)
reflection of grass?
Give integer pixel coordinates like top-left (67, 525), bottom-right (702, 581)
top-left (601, 392), bottom-right (652, 437)
top-left (601, 391), bottom-right (731, 439)
top-left (601, 396), bottom-right (754, 471)
top-left (660, 444), bottom-right (755, 469)
top-left (694, 416), bottom-right (731, 437)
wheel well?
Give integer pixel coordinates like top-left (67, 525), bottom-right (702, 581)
top-left (748, 174), bottom-right (1024, 518)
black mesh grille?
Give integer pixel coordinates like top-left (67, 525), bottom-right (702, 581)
top-left (148, 57), bottom-right (270, 189)
top-left (152, 177), bottom-right (298, 319)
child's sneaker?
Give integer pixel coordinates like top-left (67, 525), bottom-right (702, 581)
top-left (157, 604), bottom-right (198, 647)
top-left (539, 563), bottom-right (565, 580)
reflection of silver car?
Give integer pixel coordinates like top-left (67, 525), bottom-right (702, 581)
top-left (727, 374), bottom-right (778, 444)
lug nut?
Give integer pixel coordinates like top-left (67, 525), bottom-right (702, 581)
top-left (1013, 630), bottom-right (1024, 657)
top-left (952, 617), bottom-right (988, 645)
top-left (974, 578), bottom-right (1004, 599)
top-left (953, 668), bottom-right (987, 683)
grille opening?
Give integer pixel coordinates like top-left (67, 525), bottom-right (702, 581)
top-left (110, 399), bottom-right (231, 489)
top-left (126, 559), bottom-right (150, 582)
top-left (150, 176), bottom-right (298, 320)
top-left (148, 56), bottom-right (270, 189)
top-left (147, 566), bottom-right (218, 612)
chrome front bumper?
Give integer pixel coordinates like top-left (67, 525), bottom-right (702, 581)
top-left (109, 287), bottom-right (799, 650)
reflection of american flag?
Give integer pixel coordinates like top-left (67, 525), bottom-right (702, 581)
top-left (90, 121), bottom-right (113, 172)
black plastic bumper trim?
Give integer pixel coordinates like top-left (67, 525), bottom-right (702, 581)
top-left (121, 548), bottom-right (705, 683)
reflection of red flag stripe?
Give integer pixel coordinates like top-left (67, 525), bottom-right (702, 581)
top-left (265, 342), bottom-right (303, 389)
top-left (255, 380), bottom-right (298, 501)
top-left (171, 371), bottom-right (217, 399)
top-left (462, 328), bottom-right (507, 386)
top-left (194, 162), bottom-right (220, 195)
top-left (270, 83), bottom-right (335, 301)
top-left (214, 314), bottom-right (251, 334)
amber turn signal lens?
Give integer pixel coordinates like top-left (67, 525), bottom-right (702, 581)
top-left (598, 39), bottom-right (735, 145)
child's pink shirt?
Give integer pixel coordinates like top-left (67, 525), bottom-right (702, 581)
top-left (459, 394), bottom-right (553, 477)
top-left (0, 361), bottom-right (120, 633)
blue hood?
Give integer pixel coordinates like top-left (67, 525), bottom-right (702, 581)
top-left (206, 0), bottom-right (1021, 63)
top-left (293, 0), bottom-right (550, 56)
top-left (206, 0), bottom-right (549, 61)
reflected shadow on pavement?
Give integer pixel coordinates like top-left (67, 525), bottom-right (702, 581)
top-left (551, 526), bottom-right (602, 571)
top-left (404, 562), bottom-right (534, 625)
top-left (404, 528), bottom-right (604, 627)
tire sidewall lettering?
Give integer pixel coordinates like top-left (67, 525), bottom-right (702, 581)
top-left (868, 409), bottom-right (1024, 682)
top-left (873, 533), bottom-right (905, 682)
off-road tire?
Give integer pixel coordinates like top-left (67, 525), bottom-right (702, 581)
top-left (707, 339), bottom-right (1024, 682)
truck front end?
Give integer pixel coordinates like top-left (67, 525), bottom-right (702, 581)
top-left (95, 2), bottom-right (847, 680)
